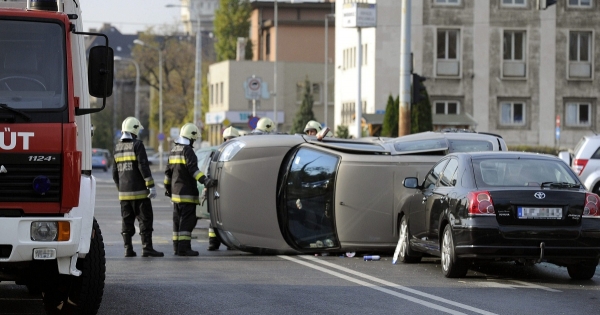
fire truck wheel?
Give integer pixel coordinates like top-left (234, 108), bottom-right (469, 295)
top-left (43, 219), bottom-right (106, 315)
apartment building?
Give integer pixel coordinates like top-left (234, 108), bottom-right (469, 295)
top-left (335, 0), bottom-right (600, 147)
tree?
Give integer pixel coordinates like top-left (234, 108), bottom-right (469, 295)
top-left (290, 77), bottom-right (317, 134)
top-left (410, 89), bottom-right (432, 134)
top-left (381, 94), bottom-right (399, 137)
top-left (214, 0), bottom-right (253, 61)
top-left (336, 125), bottom-right (349, 139)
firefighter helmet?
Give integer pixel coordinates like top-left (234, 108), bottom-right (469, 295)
top-left (180, 123), bottom-right (200, 140)
top-left (122, 117), bottom-right (143, 136)
top-left (304, 120), bottom-right (322, 134)
top-left (255, 117), bottom-right (274, 133)
top-left (223, 126), bottom-right (240, 140)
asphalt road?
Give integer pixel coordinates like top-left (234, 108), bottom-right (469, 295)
top-left (1, 167), bottom-right (599, 314)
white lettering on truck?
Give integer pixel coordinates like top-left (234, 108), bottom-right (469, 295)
top-left (0, 129), bottom-right (35, 150)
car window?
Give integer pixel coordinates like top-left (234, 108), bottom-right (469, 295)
top-left (439, 158), bottom-right (459, 187)
top-left (281, 147), bottom-right (339, 250)
top-left (424, 159), bottom-right (449, 189)
top-left (393, 138), bottom-right (448, 153)
top-left (591, 147), bottom-right (600, 159)
top-left (473, 158), bottom-right (579, 187)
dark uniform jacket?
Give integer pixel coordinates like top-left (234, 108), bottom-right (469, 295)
top-left (164, 143), bottom-right (205, 204)
top-left (113, 139), bottom-right (154, 200)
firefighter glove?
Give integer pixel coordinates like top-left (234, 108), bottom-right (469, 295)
top-left (204, 178), bottom-right (218, 188)
top-left (148, 187), bottom-right (157, 199)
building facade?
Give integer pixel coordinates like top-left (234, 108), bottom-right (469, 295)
top-left (334, 0), bottom-right (600, 148)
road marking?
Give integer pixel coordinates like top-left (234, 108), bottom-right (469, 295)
top-left (300, 255), bottom-right (498, 315)
top-left (281, 255), bottom-right (496, 315)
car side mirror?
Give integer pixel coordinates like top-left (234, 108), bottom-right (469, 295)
top-left (403, 177), bottom-right (419, 189)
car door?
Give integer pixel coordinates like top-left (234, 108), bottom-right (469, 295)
top-left (426, 158), bottom-right (459, 247)
top-left (410, 159), bottom-right (449, 244)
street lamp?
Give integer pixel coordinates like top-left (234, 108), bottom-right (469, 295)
top-left (166, 3), bottom-right (202, 137)
top-left (113, 56), bottom-right (140, 119)
top-left (133, 39), bottom-right (164, 170)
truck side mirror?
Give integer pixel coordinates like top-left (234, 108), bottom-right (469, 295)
top-left (88, 46), bottom-right (114, 98)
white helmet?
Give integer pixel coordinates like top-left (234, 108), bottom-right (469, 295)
top-left (180, 123), bottom-right (200, 140)
top-left (304, 120), bottom-right (322, 134)
top-left (122, 117), bottom-right (143, 136)
top-left (255, 117), bottom-right (274, 133)
top-left (223, 126), bottom-right (240, 140)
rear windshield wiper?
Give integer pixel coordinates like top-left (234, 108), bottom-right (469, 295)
top-left (0, 103), bottom-right (32, 121)
top-left (541, 182), bottom-right (583, 189)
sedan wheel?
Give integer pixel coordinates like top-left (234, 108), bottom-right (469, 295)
top-left (398, 216), bottom-right (421, 263)
top-left (567, 260), bottom-right (598, 280)
top-left (441, 225), bottom-right (468, 278)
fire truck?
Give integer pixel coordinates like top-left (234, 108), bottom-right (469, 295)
top-left (0, 0), bottom-right (113, 313)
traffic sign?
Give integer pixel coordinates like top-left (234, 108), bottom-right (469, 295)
top-left (248, 116), bottom-right (259, 130)
top-left (245, 76), bottom-right (262, 100)
top-left (157, 133), bottom-right (165, 141)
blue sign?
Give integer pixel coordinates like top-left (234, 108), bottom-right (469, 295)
top-left (555, 127), bottom-right (560, 141)
top-left (157, 133), bottom-right (165, 141)
top-left (248, 116), bottom-right (260, 130)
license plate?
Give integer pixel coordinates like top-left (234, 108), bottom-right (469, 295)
top-left (517, 207), bottom-right (562, 219)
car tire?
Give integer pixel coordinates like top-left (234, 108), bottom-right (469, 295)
top-left (567, 260), bottom-right (598, 280)
top-left (398, 216), bottom-right (422, 263)
top-left (441, 225), bottom-right (468, 278)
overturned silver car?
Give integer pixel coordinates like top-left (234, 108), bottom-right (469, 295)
top-left (207, 131), bottom-right (507, 254)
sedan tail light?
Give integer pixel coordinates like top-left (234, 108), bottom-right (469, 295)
top-left (572, 158), bottom-right (588, 176)
top-left (467, 191), bottom-right (495, 216)
top-left (583, 192), bottom-right (600, 218)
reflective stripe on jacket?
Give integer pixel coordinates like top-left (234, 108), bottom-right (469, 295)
top-left (164, 143), bottom-right (205, 204)
top-left (112, 139), bottom-right (154, 200)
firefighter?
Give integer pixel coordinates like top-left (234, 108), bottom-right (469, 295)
top-left (165, 123), bottom-right (217, 256)
top-left (222, 126), bottom-right (240, 141)
top-left (304, 120), bottom-right (322, 136)
top-left (251, 117), bottom-right (274, 134)
top-left (113, 117), bottom-right (164, 258)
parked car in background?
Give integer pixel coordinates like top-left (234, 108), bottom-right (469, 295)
top-left (147, 152), bottom-right (168, 166)
top-left (400, 151), bottom-right (599, 279)
top-left (559, 134), bottom-right (600, 194)
top-left (92, 148), bottom-right (111, 172)
top-left (196, 146), bottom-right (218, 220)
top-left (206, 131), bottom-right (507, 255)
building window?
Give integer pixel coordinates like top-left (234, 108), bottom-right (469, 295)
top-left (266, 32), bottom-right (271, 56)
top-left (568, 31), bottom-right (592, 78)
top-left (435, 0), bottom-right (460, 5)
top-left (565, 102), bottom-right (591, 126)
top-left (500, 101), bottom-right (525, 126)
top-left (296, 82), bottom-right (321, 104)
top-left (435, 101), bottom-right (459, 114)
top-left (210, 84), bottom-right (214, 105)
top-left (220, 82), bottom-right (224, 104)
top-left (568, 0), bottom-right (592, 7)
top-left (503, 30), bottom-right (526, 77)
top-left (436, 29), bottom-right (460, 76)
top-left (501, 0), bottom-right (527, 7)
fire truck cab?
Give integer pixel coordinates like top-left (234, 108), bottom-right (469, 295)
top-left (0, 0), bottom-right (112, 313)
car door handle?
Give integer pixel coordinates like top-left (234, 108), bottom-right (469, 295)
top-left (214, 191), bottom-right (220, 199)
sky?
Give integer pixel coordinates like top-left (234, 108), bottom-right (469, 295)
top-left (81, 0), bottom-right (184, 34)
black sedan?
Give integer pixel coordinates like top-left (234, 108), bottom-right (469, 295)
top-left (399, 151), bottom-right (600, 279)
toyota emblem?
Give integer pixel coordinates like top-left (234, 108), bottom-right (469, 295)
top-left (534, 192), bottom-right (546, 199)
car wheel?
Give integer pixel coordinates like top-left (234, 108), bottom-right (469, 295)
top-left (441, 225), bottom-right (468, 278)
top-left (398, 216), bottom-right (421, 263)
top-left (567, 260), bottom-right (598, 280)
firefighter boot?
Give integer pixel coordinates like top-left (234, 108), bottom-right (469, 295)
top-left (173, 241), bottom-right (179, 255)
top-left (141, 234), bottom-right (164, 257)
top-left (207, 227), bottom-right (220, 251)
top-left (122, 234), bottom-right (136, 257)
top-left (178, 240), bottom-right (199, 256)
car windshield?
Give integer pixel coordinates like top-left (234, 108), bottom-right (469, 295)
top-left (92, 151), bottom-right (105, 157)
top-left (0, 20), bottom-right (66, 110)
top-left (473, 158), bottom-right (579, 187)
top-left (279, 147), bottom-right (339, 250)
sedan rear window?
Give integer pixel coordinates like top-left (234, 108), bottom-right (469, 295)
top-left (473, 158), bottom-right (579, 187)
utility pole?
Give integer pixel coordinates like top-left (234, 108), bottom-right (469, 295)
top-left (398, 0), bottom-right (412, 136)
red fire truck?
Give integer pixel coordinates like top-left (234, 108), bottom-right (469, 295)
top-left (0, 0), bottom-right (113, 313)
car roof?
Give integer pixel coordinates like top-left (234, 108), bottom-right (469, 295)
top-left (450, 151), bottom-right (560, 160)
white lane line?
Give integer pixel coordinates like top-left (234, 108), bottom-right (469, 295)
top-left (508, 280), bottom-right (561, 292)
top-left (280, 256), bottom-right (469, 315)
top-left (299, 255), bottom-right (497, 315)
